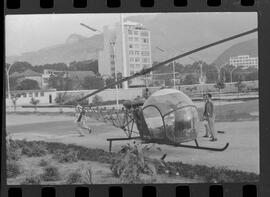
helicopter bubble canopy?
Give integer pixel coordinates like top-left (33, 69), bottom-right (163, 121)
top-left (142, 89), bottom-right (199, 143)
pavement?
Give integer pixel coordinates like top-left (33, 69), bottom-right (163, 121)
top-left (6, 113), bottom-right (259, 174)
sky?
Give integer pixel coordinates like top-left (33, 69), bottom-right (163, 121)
top-left (5, 12), bottom-right (257, 57)
top-left (5, 13), bottom-right (158, 56)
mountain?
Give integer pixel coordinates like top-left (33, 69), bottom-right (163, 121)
top-left (212, 38), bottom-right (258, 67)
top-left (6, 34), bottom-right (103, 65)
top-left (6, 13), bottom-right (257, 65)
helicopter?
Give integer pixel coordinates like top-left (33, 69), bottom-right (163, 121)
top-left (74, 28), bottom-right (257, 152)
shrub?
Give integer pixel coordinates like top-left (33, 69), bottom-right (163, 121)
top-left (66, 170), bottom-right (83, 184)
top-left (7, 160), bottom-right (21, 178)
top-left (6, 136), bottom-right (21, 161)
top-left (21, 142), bottom-right (47, 157)
top-left (110, 143), bottom-right (160, 183)
top-left (39, 159), bottom-right (49, 167)
top-left (41, 166), bottom-right (60, 181)
top-left (82, 167), bottom-right (93, 184)
top-left (21, 173), bottom-right (41, 184)
top-left (52, 150), bottom-right (78, 163)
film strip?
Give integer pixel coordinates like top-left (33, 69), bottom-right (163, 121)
top-left (2, 0), bottom-right (270, 197)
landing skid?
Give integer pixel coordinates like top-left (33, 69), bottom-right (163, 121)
top-left (142, 139), bottom-right (229, 152)
top-left (174, 139), bottom-right (229, 152)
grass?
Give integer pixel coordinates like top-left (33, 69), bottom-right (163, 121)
top-left (9, 139), bottom-right (259, 183)
top-left (21, 172), bottom-right (41, 184)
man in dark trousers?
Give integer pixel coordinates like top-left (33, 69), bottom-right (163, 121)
top-left (203, 93), bottom-right (217, 141)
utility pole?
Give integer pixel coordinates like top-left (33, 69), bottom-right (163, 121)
top-left (120, 14), bottom-right (128, 89)
top-left (110, 41), bottom-right (119, 108)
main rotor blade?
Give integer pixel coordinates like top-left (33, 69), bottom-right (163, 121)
top-left (77, 28), bottom-right (257, 102)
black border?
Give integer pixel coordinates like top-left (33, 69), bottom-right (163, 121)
top-left (2, 0), bottom-right (270, 196)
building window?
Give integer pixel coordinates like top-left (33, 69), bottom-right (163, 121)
top-left (40, 92), bottom-right (44, 97)
top-left (136, 64), bottom-right (141, 69)
top-left (29, 93), bottom-right (33, 97)
top-left (141, 51), bottom-right (150, 56)
top-left (130, 57), bottom-right (134, 62)
top-left (135, 58), bottom-right (140, 62)
top-left (129, 50), bottom-right (134, 55)
top-left (35, 92), bottom-right (39, 97)
top-left (141, 45), bottom-right (149, 50)
top-left (130, 64), bottom-right (135, 69)
top-left (142, 58), bottom-right (149, 63)
top-left (129, 44), bottom-right (133, 49)
top-left (141, 38), bottom-right (149, 43)
top-left (134, 51), bottom-right (140, 55)
top-left (140, 31), bottom-right (149, 37)
top-left (128, 30), bottom-right (132, 35)
top-left (134, 37), bottom-right (139, 42)
top-left (128, 37), bottom-right (133, 42)
top-left (134, 31), bottom-right (138, 35)
top-left (134, 44), bottom-right (139, 49)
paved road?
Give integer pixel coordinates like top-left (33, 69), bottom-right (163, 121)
top-left (6, 114), bottom-right (259, 174)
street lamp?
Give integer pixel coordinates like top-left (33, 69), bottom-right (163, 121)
top-left (5, 63), bottom-right (15, 99)
top-left (110, 41), bottom-right (119, 108)
top-left (155, 46), bottom-right (176, 88)
top-left (80, 23), bottom-right (119, 107)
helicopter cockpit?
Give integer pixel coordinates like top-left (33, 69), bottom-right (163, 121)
top-left (142, 89), bottom-right (199, 144)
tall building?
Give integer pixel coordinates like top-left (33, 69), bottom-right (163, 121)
top-left (229, 55), bottom-right (258, 69)
top-left (98, 21), bottom-right (152, 87)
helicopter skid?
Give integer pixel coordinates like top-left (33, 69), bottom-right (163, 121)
top-left (142, 139), bottom-right (229, 152)
top-left (173, 140), bottom-right (229, 152)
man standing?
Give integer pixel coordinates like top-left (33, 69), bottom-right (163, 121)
top-left (203, 93), bottom-right (217, 141)
top-left (202, 94), bottom-right (210, 138)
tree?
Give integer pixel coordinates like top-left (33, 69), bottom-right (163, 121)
top-left (214, 80), bottom-right (226, 95)
top-left (235, 80), bottom-right (246, 96)
top-left (92, 95), bottom-right (103, 105)
top-left (183, 74), bottom-right (198, 85)
top-left (48, 74), bottom-right (73, 91)
top-left (69, 60), bottom-right (98, 73)
top-left (82, 76), bottom-right (104, 90)
top-left (16, 79), bottom-right (40, 90)
top-left (30, 97), bottom-right (40, 112)
top-left (9, 62), bottom-right (33, 74)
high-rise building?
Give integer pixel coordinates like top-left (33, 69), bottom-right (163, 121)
top-left (98, 21), bottom-right (152, 87)
top-left (229, 55), bottom-right (258, 69)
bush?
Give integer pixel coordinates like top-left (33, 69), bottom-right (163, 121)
top-left (52, 150), bottom-right (78, 163)
top-left (110, 143), bottom-right (160, 183)
top-left (41, 166), bottom-right (60, 181)
top-left (82, 167), bottom-right (93, 184)
top-left (39, 159), bottom-right (49, 167)
top-left (21, 142), bottom-right (47, 157)
top-left (6, 137), bottom-right (21, 161)
top-left (66, 170), bottom-right (83, 184)
top-left (7, 160), bottom-right (21, 178)
top-left (21, 173), bottom-right (41, 184)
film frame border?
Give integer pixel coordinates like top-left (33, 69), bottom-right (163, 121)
top-left (2, 0), bottom-right (270, 197)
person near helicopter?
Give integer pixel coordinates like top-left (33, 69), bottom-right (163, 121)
top-left (74, 104), bottom-right (92, 136)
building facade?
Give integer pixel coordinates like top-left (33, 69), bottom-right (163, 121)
top-left (98, 21), bottom-right (152, 87)
top-left (229, 55), bottom-right (258, 69)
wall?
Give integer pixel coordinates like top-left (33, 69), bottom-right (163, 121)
top-left (6, 90), bottom-right (57, 106)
